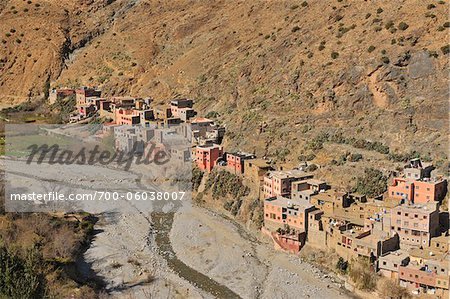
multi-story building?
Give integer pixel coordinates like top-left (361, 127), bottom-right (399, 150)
top-left (291, 179), bottom-right (328, 202)
top-left (264, 195), bottom-right (316, 233)
top-left (307, 210), bottom-right (326, 247)
top-left (390, 203), bottom-right (440, 248)
top-left (387, 159), bottom-right (447, 204)
top-left (262, 170), bottom-right (313, 199)
top-left (399, 259), bottom-right (449, 298)
top-left (195, 144), bottom-right (223, 172)
top-left (226, 152), bottom-right (255, 175)
top-left (170, 99), bottom-right (196, 121)
top-left (378, 250), bottom-right (410, 280)
top-left (48, 88), bottom-right (75, 105)
top-left (310, 190), bottom-right (349, 214)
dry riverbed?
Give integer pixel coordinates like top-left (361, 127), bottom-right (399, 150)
top-left (170, 206), bottom-right (350, 299)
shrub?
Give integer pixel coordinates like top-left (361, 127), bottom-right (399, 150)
top-left (290, 4), bottom-right (299, 9)
top-left (398, 22), bottom-right (409, 30)
top-left (384, 20), bottom-right (394, 29)
top-left (349, 153), bottom-right (363, 162)
top-left (330, 52), bottom-right (339, 59)
top-left (306, 164), bottom-right (318, 172)
top-left (441, 45), bottom-right (450, 55)
top-left (367, 45), bottom-right (376, 53)
top-left (444, 22), bottom-right (450, 28)
top-left (131, 62), bottom-right (137, 66)
top-left (10, 28), bottom-right (16, 33)
top-left (376, 7), bottom-right (383, 13)
top-left (301, 1), bottom-right (308, 7)
top-left (192, 166), bottom-right (204, 192)
top-left (0, 246), bottom-right (47, 298)
top-left (391, 39), bottom-right (396, 44)
top-left (349, 258), bottom-right (377, 291)
top-left (110, 262), bottom-right (122, 269)
top-left (5, 33), bottom-right (11, 37)
top-left (427, 3), bottom-right (436, 9)
top-left (336, 257), bottom-right (348, 274)
top-left (15, 39), bottom-right (21, 44)
top-left (365, 13), bottom-right (371, 19)
top-left (378, 279), bottom-right (410, 298)
top-left (292, 26), bottom-right (300, 32)
top-left (205, 111), bottom-right (220, 118)
top-left (117, 71), bottom-right (123, 76)
top-left (381, 56), bottom-right (390, 64)
top-left (354, 168), bottom-right (387, 197)
top-left (437, 26), bottom-right (445, 31)
top-left (318, 44), bottom-right (325, 51)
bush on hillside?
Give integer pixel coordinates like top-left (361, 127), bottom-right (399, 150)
top-left (353, 168), bottom-right (387, 197)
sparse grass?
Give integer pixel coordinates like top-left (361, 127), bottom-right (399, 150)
top-left (441, 45), bottom-right (450, 55)
top-left (398, 22), bottom-right (409, 30)
top-left (111, 261), bottom-right (122, 269)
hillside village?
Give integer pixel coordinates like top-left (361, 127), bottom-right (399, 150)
top-left (49, 86), bottom-right (450, 298)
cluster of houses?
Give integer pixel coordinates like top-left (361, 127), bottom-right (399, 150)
top-left (194, 136), bottom-right (449, 297)
top-left (51, 88), bottom-right (449, 297)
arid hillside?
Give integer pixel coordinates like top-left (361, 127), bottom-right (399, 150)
top-left (1, 0), bottom-right (449, 176)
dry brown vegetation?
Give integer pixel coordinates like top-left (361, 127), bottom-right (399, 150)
top-left (1, 0), bottom-right (448, 188)
top-left (0, 213), bottom-right (98, 298)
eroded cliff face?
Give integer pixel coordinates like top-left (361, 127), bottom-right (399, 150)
top-left (1, 0), bottom-right (448, 166)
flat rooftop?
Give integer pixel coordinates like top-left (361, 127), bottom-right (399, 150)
top-left (265, 196), bottom-right (314, 210)
top-left (266, 169), bottom-right (313, 180)
top-left (380, 250), bottom-right (410, 262)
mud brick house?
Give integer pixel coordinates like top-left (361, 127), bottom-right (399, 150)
top-left (226, 151), bottom-right (256, 175)
top-left (378, 250), bottom-right (410, 280)
top-left (76, 87), bottom-right (101, 107)
top-left (170, 99), bottom-right (196, 121)
top-left (195, 144), bottom-right (223, 172)
top-left (291, 179), bottom-right (328, 202)
top-left (243, 158), bottom-right (273, 184)
top-left (48, 88), bottom-right (75, 105)
top-left (263, 170), bottom-right (313, 199)
top-left (399, 259), bottom-right (450, 298)
top-left (190, 117), bottom-right (225, 145)
top-left (334, 228), bottom-right (399, 262)
top-left (307, 210), bottom-right (326, 247)
top-left (310, 190), bottom-right (350, 214)
top-left (390, 203), bottom-right (440, 249)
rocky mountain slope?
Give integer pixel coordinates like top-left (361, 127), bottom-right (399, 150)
top-left (1, 0), bottom-right (449, 173)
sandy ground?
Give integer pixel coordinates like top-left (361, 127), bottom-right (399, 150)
top-left (171, 206), bottom-right (350, 299)
top-left (83, 211), bottom-right (209, 299)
